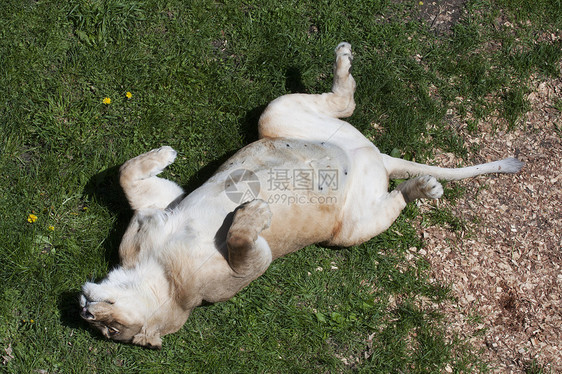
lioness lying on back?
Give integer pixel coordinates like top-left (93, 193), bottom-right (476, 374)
top-left (80, 43), bottom-right (523, 348)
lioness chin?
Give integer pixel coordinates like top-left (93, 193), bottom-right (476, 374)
top-left (80, 42), bottom-right (523, 349)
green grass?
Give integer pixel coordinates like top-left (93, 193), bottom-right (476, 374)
top-left (1, 0), bottom-right (560, 372)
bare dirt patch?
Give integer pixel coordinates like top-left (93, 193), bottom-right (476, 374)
top-left (393, 0), bottom-right (467, 34)
top-left (417, 0), bottom-right (467, 34)
top-left (417, 68), bottom-right (561, 372)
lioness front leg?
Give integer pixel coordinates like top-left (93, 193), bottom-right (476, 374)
top-left (227, 199), bottom-right (273, 277)
top-left (119, 146), bottom-right (184, 210)
top-left (395, 175), bottom-right (444, 203)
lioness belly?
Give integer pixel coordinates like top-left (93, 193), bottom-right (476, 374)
top-left (215, 138), bottom-right (351, 258)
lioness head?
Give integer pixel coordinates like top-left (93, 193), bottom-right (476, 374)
top-left (79, 263), bottom-right (189, 349)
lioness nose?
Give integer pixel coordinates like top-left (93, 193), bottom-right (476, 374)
top-left (80, 307), bottom-right (95, 320)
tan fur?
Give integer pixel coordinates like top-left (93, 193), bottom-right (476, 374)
top-left (80, 43), bottom-right (523, 348)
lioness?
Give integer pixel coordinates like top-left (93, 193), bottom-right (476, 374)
top-left (80, 43), bottom-right (523, 348)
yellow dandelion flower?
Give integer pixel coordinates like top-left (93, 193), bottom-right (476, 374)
top-left (30, 319), bottom-right (34, 323)
top-left (48, 225), bottom-right (55, 231)
top-left (419, 1), bottom-right (423, 5)
top-left (126, 91), bottom-right (132, 99)
top-left (27, 214), bottom-right (38, 223)
top-left (103, 97), bottom-right (111, 105)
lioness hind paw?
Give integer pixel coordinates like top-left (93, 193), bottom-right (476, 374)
top-left (335, 43), bottom-right (353, 73)
top-left (335, 42), bottom-right (352, 59)
top-left (418, 175), bottom-right (443, 200)
top-left (395, 175), bottom-right (443, 203)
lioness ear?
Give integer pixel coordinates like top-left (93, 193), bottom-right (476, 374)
top-left (132, 330), bottom-right (162, 350)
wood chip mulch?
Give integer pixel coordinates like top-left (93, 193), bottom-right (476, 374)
top-left (415, 70), bottom-right (561, 372)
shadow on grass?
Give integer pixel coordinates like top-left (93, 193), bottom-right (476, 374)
top-left (83, 165), bottom-right (131, 269)
top-left (238, 104), bottom-right (266, 144)
top-left (57, 290), bottom-right (107, 342)
top-left (236, 66), bottom-right (305, 144)
top-left (285, 66), bottom-right (307, 94)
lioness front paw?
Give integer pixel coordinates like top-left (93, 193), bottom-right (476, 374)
top-left (151, 146), bottom-right (177, 167)
top-left (228, 199), bottom-right (272, 255)
top-left (120, 146), bottom-right (178, 181)
top-left (239, 199), bottom-right (272, 233)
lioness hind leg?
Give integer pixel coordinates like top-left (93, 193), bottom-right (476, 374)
top-left (329, 42), bottom-right (356, 115)
top-left (119, 146), bottom-right (184, 211)
top-left (310, 42), bottom-right (356, 118)
top-left (227, 199), bottom-right (273, 277)
top-left (329, 190), bottom-right (408, 247)
top-left (258, 42), bottom-right (363, 144)
top-left (395, 175), bottom-right (444, 203)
